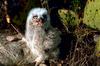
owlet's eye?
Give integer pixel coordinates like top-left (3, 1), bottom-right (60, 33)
top-left (33, 15), bottom-right (38, 19)
top-left (42, 14), bottom-right (47, 20)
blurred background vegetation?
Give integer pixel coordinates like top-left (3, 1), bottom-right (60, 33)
top-left (0, 0), bottom-right (100, 66)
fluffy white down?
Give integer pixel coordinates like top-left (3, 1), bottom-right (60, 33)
top-left (25, 8), bottom-right (61, 63)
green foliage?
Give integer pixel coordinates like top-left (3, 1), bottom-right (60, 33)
top-left (95, 36), bottom-right (100, 57)
top-left (83, 0), bottom-right (100, 57)
top-left (83, 0), bottom-right (100, 30)
top-left (69, 0), bottom-right (81, 13)
top-left (58, 9), bottom-right (79, 31)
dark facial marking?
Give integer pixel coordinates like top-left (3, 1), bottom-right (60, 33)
top-left (42, 14), bottom-right (47, 21)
